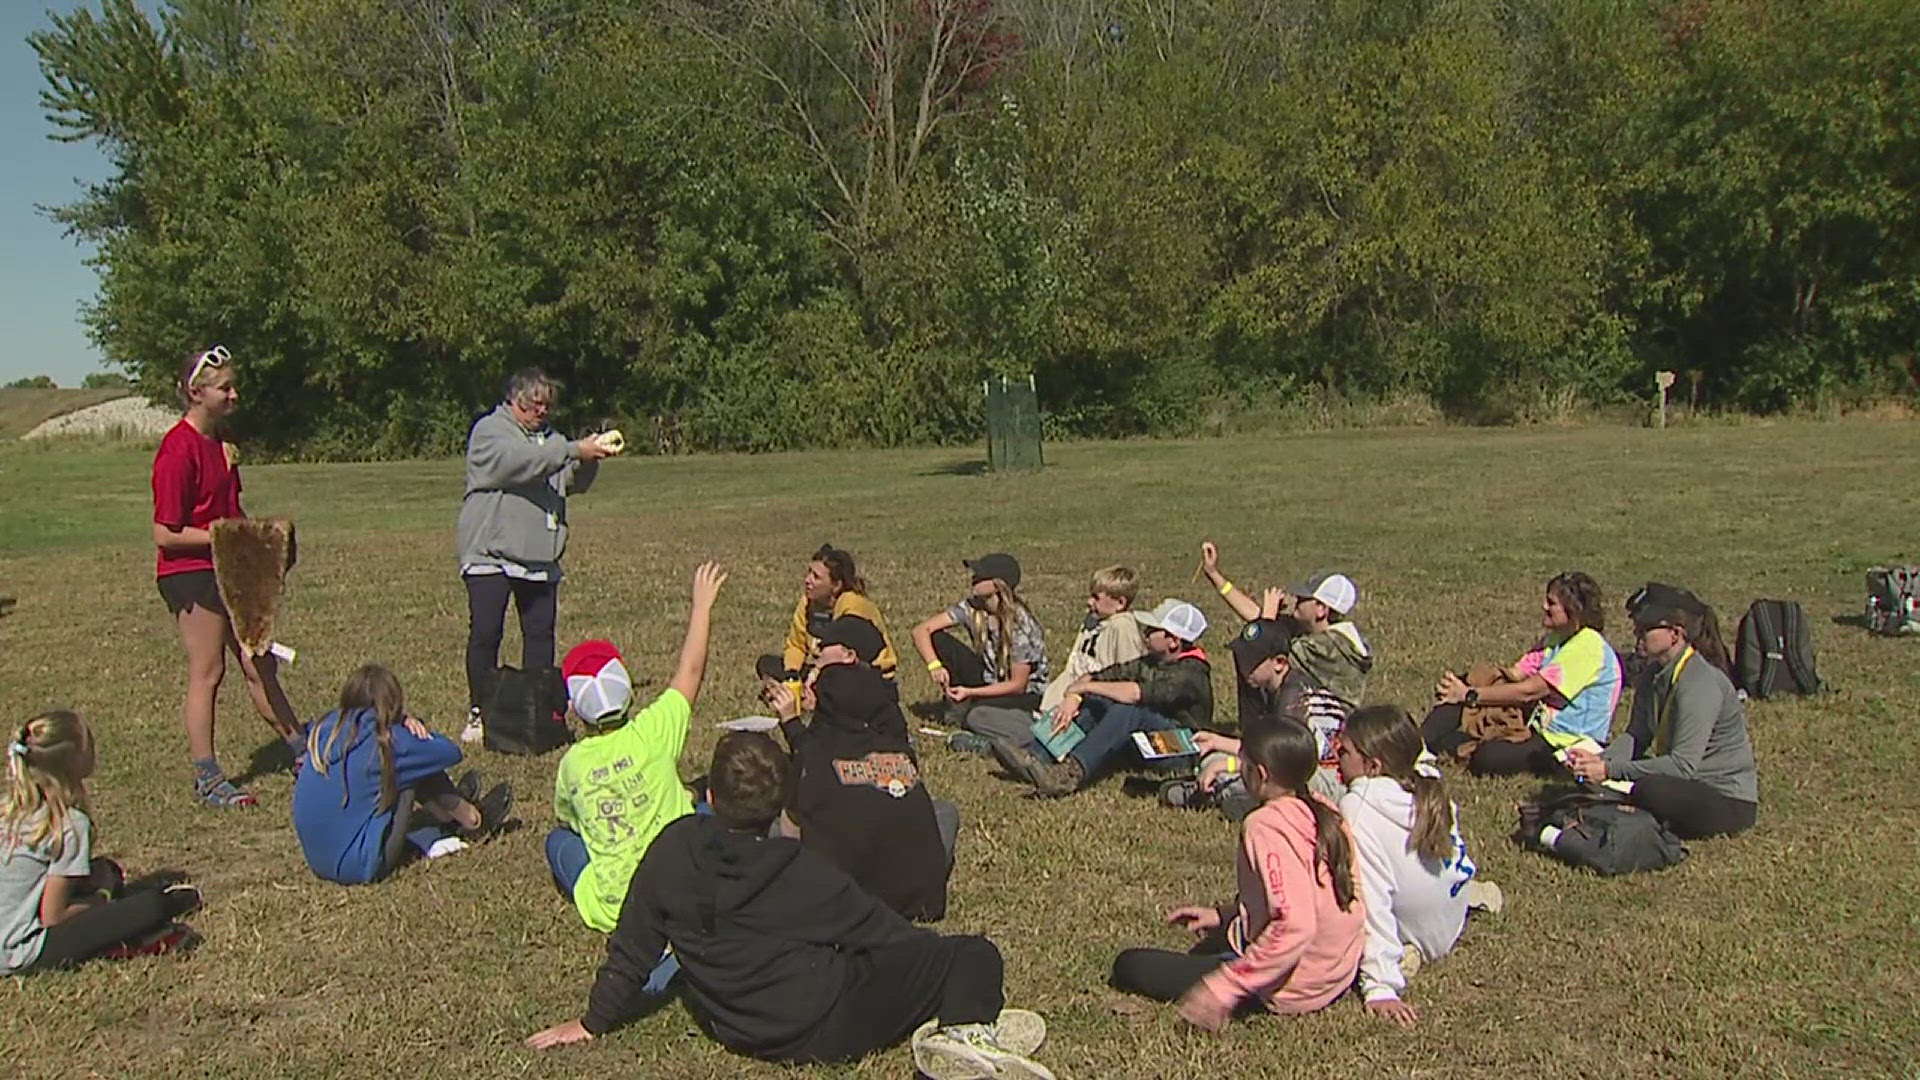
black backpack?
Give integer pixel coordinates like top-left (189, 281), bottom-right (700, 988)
top-left (1734, 600), bottom-right (1821, 698)
top-left (1865, 566), bottom-right (1920, 636)
top-left (483, 666), bottom-right (573, 756)
top-left (1516, 787), bottom-right (1687, 876)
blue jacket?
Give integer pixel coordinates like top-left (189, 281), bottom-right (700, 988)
top-left (291, 708), bottom-right (463, 884)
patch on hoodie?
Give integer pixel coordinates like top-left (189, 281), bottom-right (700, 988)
top-left (831, 752), bottom-right (921, 798)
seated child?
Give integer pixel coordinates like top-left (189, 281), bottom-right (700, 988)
top-left (992, 599), bottom-right (1212, 798)
top-left (293, 665), bottom-right (511, 884)
top-left (1335, 705), bottom-right (1503, 1029)
top-left (951, 565), bottom-right (1147, 756)
top-left (525, 731), bottom-right (1056, 1080)
top-left (1161, 616), bottom-right (1313, 817)
top-left (756, 544), bottom-right (899, 693)
top-left (547, 562), bottom-right (726, 931)
top-left (1199, 542), bottom-right (1373, 780)
top-left (769, 615), bottom-right (953, 921)
top-left (909, 553), bottom-right (1050, 727)
top-left (4, 711), bottom-right (203, 973)
top-left (1108, 720), bottom-right (1366, 1028)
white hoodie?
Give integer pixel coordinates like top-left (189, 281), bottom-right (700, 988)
top-left (1340, 774), bottom-right (1474, 1004)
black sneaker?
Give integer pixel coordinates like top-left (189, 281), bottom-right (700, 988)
top-left (1158, 778), bottom-right (1217, 810)
top-left (454, 769), bottom-right (483, 805)
top-left (473, 781), bottom-right (515, 838)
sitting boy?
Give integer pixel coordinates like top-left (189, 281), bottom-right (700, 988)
top-left (992, 599), bottom-right (1213, 798)
top-left (525, 730), bottom-right (1056, 1080)
top-left (769, 615), bottom-right (954, 922)
top-left (1160, 616), bottom-right (1311, 818)
top-left (545, 562), bottom-right (725, 935)
top-left (950, 565), bottom-right (1147, 756)
top-left (1199, 541), bottom-right (1372, 778)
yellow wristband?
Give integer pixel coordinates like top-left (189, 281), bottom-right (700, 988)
top-left (926, 660), bottom-right (945, 673)
top-left (1218, 579), bottom-right (1235, 596)
top-left (1224, 754), bottom-right (1240, 774)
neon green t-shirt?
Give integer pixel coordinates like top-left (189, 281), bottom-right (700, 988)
top-left (554, 688), bottom-right (693, 932)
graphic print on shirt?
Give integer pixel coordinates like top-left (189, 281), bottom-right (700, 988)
top-left (831, 752), bottom-right (920, 798)
top-left (581, 755), bottom-right (653, 849)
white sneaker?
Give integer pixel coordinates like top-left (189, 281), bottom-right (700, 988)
top-left (912, 1019), bottom-right (1054, 1080)
top-left (460, 708), bottom-right (485, 745)
top-left (1464, 879), bottom-right (1506, 916)
top-left (425, 836), bottom-right (469, 859)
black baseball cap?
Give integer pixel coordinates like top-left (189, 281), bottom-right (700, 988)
top-left (817, 615), bottom-right (886, 663)
top-left (1626, 582), bottom-right (1705, 633)
top-left (965, 552), bottom-right (1021, 589)
top-left (1228, 618), bottom-right (1296, 674)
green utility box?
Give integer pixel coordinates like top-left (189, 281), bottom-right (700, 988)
top-left (984, 375), bottom-right (1044, 473)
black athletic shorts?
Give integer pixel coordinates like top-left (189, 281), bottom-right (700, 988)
top-left (157, 570), bottom-right (225, 617)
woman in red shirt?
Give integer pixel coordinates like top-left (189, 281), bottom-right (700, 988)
top-left (152, 346), bottom-right (302, 807)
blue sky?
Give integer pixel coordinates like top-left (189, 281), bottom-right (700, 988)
top-left (0, 2), bottom-right (159, 387)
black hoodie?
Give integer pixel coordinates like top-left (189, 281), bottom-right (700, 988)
top-left (784, 663), bottom-right (950, 922)
top-left (582, 813), bottom-right (930, 1058)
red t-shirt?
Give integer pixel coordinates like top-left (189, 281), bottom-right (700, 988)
top-left (152, 419), bottom-right (243, 578)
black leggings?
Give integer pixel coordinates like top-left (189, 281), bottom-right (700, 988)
top-left (379, 773), bottom-right (463, 878)
top-left (1421, 704), bottom-right (1562, 777)
top-left (1628, 775), bottom-right (1757, 839)
top-left (25, 888), bottom-right (198, 972)
top-left (1110, 924), bottom-right (1232, 1002)
top-left (792, 935), bottom-right (1004, 1063)
top-left (933, 633), bottom-right (1039, 713)
top-left (464, 574), bottom-right (558, 709)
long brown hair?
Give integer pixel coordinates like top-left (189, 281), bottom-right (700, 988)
top-left (3, 711), bottom-right (92, 859)
top-left (1340, 705), bottom-right (1457, 864)
top-left (308, 664), bottom-right (405, 811)
top-left (1242, 719), bottom-right (1357, 911)
top-left (813, 544), bottom-right (868, 595)
top-left (966, 578), bottom-right (1031, 679)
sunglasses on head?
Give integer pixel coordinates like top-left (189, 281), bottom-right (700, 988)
top-left (186, 345), bottom-right (231, 387)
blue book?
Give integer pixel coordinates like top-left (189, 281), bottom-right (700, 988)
top-left (1030, 713), bottom-right (1086, 761)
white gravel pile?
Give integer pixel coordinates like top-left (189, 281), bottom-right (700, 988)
top-left (23, 396), bottom-right (177, 441)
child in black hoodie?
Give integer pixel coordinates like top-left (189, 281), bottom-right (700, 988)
top-left (525, 730), bottom-right (1055, 1079)
top-left (769, 615), bottom-right (953, 922)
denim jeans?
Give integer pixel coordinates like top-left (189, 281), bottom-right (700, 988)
top-left (545, 825), bottom-right (680, 995)
top-left (1067, 696), bottom-right (1178, 778)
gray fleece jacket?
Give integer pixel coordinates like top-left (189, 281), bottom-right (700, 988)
top-left (456, 404), bottom-right (598, 575)
top-left (1604, 650), bottom-right (1758, 804)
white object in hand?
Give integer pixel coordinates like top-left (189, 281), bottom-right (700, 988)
top-left (599, 429), bottom-right (626, 454)
top-left (268, 642), bottom-right (297, 664)
top-left (716, 716), bottom-right (780, 733)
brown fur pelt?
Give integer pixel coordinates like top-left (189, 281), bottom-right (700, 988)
top-left (211, 517), bottom-right (294, 656)
top-left (1455, 661), bottom-right (1533, 762)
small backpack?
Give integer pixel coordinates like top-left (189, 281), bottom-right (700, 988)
top-left (483, 665), bottom-right (573, 756)
top-left (1734, 599), bottom-right (1821, 698)
top-left (1516, 787), bottom-right (1686, 876)
top-left (1865, 566), bottom-right (1920, 636)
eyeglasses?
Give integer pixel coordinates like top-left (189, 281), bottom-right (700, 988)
top-left (186, 345), bottom-right (231, 387)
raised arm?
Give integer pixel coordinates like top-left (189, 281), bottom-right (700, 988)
top-left (1199, 541), bottom-right (1262, 623)
top-left (667, 562), bottom-right (728, 706)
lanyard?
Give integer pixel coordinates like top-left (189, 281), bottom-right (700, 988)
top-left (1652, 646), bottom-right (1695, 755)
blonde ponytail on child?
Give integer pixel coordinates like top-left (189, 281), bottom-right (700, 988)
top-left (3, 711), bottom-right (93, 859)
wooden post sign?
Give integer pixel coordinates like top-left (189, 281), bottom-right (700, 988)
top-left (1655, 370), bottom-right (1676, 429)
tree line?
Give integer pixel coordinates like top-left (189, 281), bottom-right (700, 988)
top-left (32, 0), bottom-right (1920, 458)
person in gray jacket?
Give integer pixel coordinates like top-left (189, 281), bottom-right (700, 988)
top-left (457, 368), bottom-right (615, 741)
top-left (1567, 595), bottom-right (1758, 839)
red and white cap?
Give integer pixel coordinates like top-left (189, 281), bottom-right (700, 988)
top-left (562, 639), bottom-right (632, 722)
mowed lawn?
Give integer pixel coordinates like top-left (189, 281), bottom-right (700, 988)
top-left (1, 420), bottom-right (1917, 1080)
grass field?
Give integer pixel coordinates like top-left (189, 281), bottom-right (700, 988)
top-left (2, 420), bottom-right (1918, 1079)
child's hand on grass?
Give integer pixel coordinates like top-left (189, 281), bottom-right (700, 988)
top-left (1368, 997), bottom-right (1420, 1028)
top-left (1166, 905), bottom-right (1221, 934)
top-left (525, 1019), bottom-right (593, 1049)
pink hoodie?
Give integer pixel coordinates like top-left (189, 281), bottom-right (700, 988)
top-left (1199, 794), bottom-right (1367, 1014)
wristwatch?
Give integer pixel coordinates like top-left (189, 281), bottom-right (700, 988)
top-left (1463, 688), bottom-right (1481, 708)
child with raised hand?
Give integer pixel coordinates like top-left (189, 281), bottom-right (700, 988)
top-left (1335, 705), bottom-right (1502, 1029)
top-left (909, 553), bottom-right (1050, 728)
top-left (526, 730), bottom-right (1055, 1079)
top-left (4, 711), bottom-right (203, 973)
top-left (292, 666), bottom-right (511, 885)
top-left (1109, 720), bottom-right (1365, 1028)
top-left (548, 561), bottom-right (727, 933)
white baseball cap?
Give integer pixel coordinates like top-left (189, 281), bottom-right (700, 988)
top-left (1289, 572), bottom-right (1358, 616)
top-left (1137, 599), bottom-right (1208, 644)
top-left (562, 639), bottom-right (633, 722)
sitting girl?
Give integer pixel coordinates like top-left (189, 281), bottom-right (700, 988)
top-left (1336, 705), bottom-right (1502, 1028)
top-left (1567, 594), bottom-right (1758, 839)
top-left (293, 665), bottom-right (512, 884)
top-left (1422, 571), bottom-right (1622, 776)
top-left (1109, 720), bottom-right (1365, 1029)
top-left (908, 553), bottom-right (1049, 728)
top-left (757, 544), bottom-right (899, 692)
top-left (4, 711), bottom-right (202, 974)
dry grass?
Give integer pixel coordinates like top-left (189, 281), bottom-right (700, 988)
top-left (1, 420), bottom-right (1918, 1079)
top-left (0, 388), bottom-right (131, 440)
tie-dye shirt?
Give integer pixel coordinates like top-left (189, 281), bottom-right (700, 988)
top-left (1526, 627), bottom-right (1621, 747)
